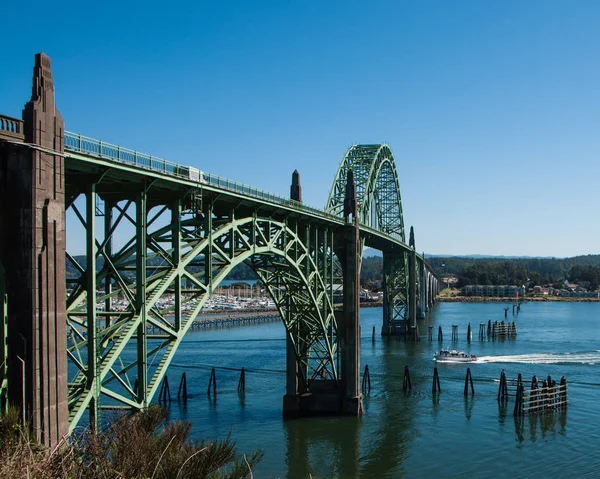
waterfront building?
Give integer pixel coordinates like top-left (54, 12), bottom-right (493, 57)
top-left (461, 284), bottom-right (525, 297)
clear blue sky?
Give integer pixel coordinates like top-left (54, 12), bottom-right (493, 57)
top-left (2, 1), bottom-right (600, 257)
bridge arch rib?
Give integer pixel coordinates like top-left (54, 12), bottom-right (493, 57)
top-left (326, 144), bottom-right (405, 242)
top-left (66, 193), bottom-right (339, 431)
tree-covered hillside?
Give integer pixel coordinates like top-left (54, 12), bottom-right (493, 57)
top-left (67, 254), bottom-right (600, 290)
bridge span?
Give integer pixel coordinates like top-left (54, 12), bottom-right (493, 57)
top-left (0, 53), bottom-right (441, 445)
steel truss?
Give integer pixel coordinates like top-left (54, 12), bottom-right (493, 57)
top-left (66, 183), bottom-right (339, 432)
top-left (326, 145), bottom-right (405, 241)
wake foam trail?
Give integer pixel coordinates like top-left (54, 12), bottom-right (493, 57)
top-left (476, 352), bottom-right (600, 365)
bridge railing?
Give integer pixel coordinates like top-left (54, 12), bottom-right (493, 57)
top-left (0, 114), bottom-right (24, 141)
top-left (64, 131), bottom-right (338, 221)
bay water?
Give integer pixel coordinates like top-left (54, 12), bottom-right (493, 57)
top-left (164, 302), bottom-right (600, 478)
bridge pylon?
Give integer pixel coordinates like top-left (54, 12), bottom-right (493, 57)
top-left (0, 53), bottom-right (68, 445)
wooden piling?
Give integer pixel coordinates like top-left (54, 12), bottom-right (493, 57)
top-left (428, 325), bottom-right (433, 342)
top-left (438, 326), bottom-right (443, 343)
top-left (361, 365), bottom-right (371, 393)
top-left (530, 375), bottom-right (539, 413)
top-left (451, 324), bottom-right (458, 342)
top-left (467, 323), bottom-right (472, 343)
top-left (403, 366), bottom-right (412, 392)
top-left (464, 367), bottom-right (474, 396)
top-left (177, 372), bottom-right (188, 400)
top-left (237, 367), bottom-right (246, 394)
top-left (372, 326), bottom-right (376, 343)
top-left (479, 323), bottom-right (486, 341)
top-left (159, 375), bottom-right (171, 403)
top-left (559, 376), bottom-right (567, 409)
top-left (497, 369), bottom-right (508, 402)
top-left (432, 367), bottom-right (441, 393)
top-left (546, 375), bottom-right (555, 410)
top-left (513, 373), bottom-right (524, 416)
top-left (207, 367), bottom-right (217, 396)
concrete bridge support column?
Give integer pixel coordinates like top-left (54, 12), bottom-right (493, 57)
top-left (283, 171), bottom-right (301, 413)
top-left (0, 53), bottom-right (68, 445)
top-left (418, 257), bottom-right (426, 318)
top-left (407, 227), bottom-right (418, 339)
top-left (341, 215), bottom-right (362, 415)
top-left (429, 276), bottom-right (435, 308)
top-left (381, 260), bottom-right (393, 337)
top-left (283, 299), bottom-right (300, 413)
top-left (340, 170), bottom-right (362, 415)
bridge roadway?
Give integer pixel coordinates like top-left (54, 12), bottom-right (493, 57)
top-left (0, 53), bottom-right (441, 445)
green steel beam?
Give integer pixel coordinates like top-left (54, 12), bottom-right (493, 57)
top-left (66, 190), bottom-right (341, 430)
top-left (86, 183), bottom-right (100, 429)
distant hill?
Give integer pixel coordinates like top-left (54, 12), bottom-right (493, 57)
top-left (427, 254), bottom-right (559, 259)
top-left (66, 255), bottom-right (257, 283)
top-left (363, 248), bottom-right (382, 258)
top-left (67, 252), bottom-right (600, 288)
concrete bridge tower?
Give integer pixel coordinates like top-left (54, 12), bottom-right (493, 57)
top-left (0, 53), bottom-right (68, 445)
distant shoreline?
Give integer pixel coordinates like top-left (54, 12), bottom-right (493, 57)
top-left (437, 296), bottom-right (600, 303)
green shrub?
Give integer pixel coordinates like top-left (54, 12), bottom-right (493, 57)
top-left (0, 405), bottom-right (262, 479)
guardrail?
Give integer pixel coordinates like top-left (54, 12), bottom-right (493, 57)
top-left (64, 131), bottom-right (337, 221)
top-left (0, 114), bottom-right (24, 140)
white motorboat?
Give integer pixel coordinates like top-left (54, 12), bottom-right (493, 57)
top-left (434, 349), bottom-right (477, 363)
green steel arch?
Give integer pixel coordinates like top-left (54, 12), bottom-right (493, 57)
top-left (326, 144), bottom-right (412, 333)
top-left (65, 191), bottom-right (339, 431)
top-left (326, 144), bottom-right (405, 242)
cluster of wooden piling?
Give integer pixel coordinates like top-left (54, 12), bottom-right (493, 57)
top-left (358, 366), bottom-right (567, 410)
top-left (483, 320), bottom-right (517, 339)
top-left (498, 370), bottom-right (567, 416)
top-left (429, 321), bottom-right (517, 342)
top-left (360, 365), bottom-right (475, 396)
top-left (157, 367), bottom-right (248, 404)
top-left (157, 365), bottom-right (567, 421)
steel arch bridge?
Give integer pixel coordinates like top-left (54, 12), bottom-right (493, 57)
top-left (0, 53), bottom-right (441, 443)
top-left (59, 133), bottom-right (436, 432)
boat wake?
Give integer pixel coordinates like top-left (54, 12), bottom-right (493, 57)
top-left (476, 352), bottom-right (600, 365)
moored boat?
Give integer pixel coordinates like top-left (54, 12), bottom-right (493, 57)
top-left (434, 349), bottom-right (477, 363)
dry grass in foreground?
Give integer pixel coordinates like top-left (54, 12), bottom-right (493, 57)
top-left (0, 405), bottom-right (262, 479)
